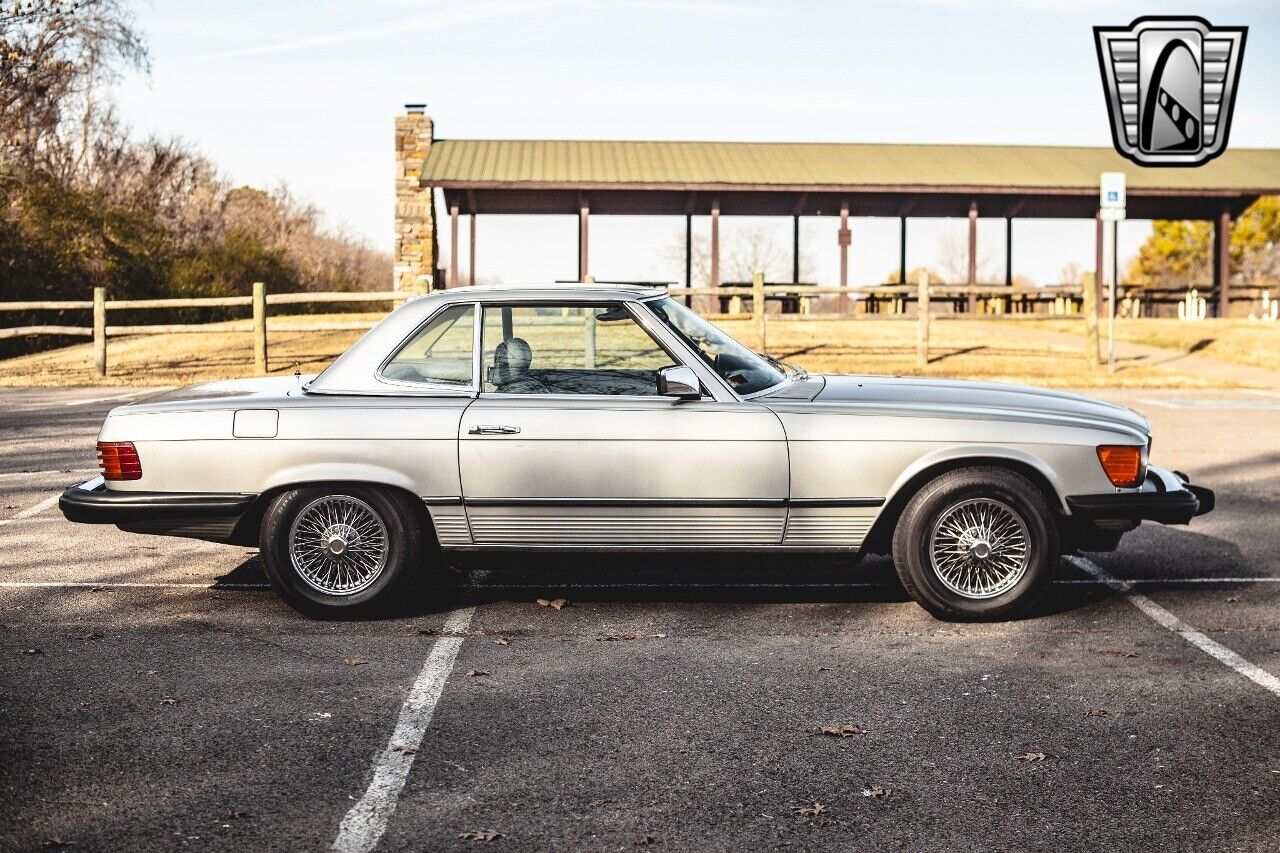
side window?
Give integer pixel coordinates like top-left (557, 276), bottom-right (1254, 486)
top-left (481, 304), bottom-right (677, 395)
top-left (382, 304), bottom-right (475, 386)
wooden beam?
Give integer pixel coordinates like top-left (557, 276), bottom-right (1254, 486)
top-left (710, 198), bottom-right (721, 288)
top-left (252, 281), bottom-right (267, 375)
top-left (449, 202), bottom-right (459, 288)
top-left (1217, 206), bottom-right (1232, 318)
top-left (1083, 211), bottom-right (1101, 364)
top-left (92, 287), bottom-right (106, 377)
top-left (967, 200), bottom-right (978, 313)
top-left (838, 199), bottom-right (850, 314)
top-left (578, 196), bottom-right (589, 282)
top-left (1094, 212), bottom-right (1105, 317)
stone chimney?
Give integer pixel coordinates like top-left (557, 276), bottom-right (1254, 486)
top-left (394, 103), bottom-right (436, 293)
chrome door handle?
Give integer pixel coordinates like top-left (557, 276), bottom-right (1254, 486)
top-left (468, 424), bottom-right (521, 435)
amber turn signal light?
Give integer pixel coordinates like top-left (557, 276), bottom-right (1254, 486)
top-left (1096, 445), bottom-right (1143, 488)
top-left (97, 441), bottom-right (142, 481)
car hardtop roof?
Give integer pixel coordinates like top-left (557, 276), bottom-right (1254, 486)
top-left (432, 283), bottom-right (667, 302)
top-left (307, 283), bottom-right (667, 394)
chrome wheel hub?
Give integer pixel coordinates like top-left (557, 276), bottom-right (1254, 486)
top-left (288, 496), bottom-right (388, 596)
top-left (928, 498), bottom-right (1030, 599)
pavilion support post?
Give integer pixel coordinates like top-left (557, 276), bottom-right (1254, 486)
top-left (1004, 217), bottom-right (1013, 314)
top-left (1216, 206), bottom-right (1232, 318)
top-left (710, 199), bottom-right (720, 290)
top-left (448, 201), bottom-right (459, 288)
top-left (684, 213), bottom-right (693, 307)
top-left (899, 216), bottom-right (907, 288)
top-left (967, 200), bottom-right (978, 313)
top-left (468, 214), bottom-right (476, 286)
top-left (901, 216), bottom-right (911, 275)
top-left (792, 214), bottom-right (800, 285)
top-left (578, 197), bottom-right (589, 282)
top-left (1084, 212), bottom-right (1102, 365)
top-left (838, 200), bottom-right (850, 314)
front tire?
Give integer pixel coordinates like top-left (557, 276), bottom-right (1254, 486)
top-left (260, 485), bottom-right (429, 618)
top-left (891, 467), bottom-right (1058, 621)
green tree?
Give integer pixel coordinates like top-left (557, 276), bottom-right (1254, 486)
top-left (1128, 196), bottom-right (1280, 287)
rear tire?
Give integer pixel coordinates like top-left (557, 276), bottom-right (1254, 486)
top-left (891, 467), bottom-right (1058, 621)
top-left (260, 485), bottom-right (429, 619)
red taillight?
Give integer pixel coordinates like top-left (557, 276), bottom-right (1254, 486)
top-left (1096, 445), bottom-right (1143, 488)
top-left (97, 441), bottom-right (142, 481)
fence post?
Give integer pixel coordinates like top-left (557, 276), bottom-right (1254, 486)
top-left (916, 271), bottom-right (930, 369)
top-left (92, 287), bottom-right (106, 377)
top-left (752, 271), bottom-right (766, 354)
top-left (253, 281), bottom-right (267, 375)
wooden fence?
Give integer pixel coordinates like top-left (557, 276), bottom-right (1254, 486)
top-left (2, 278), bottom-right (1277, 377)
top-left (0, 284), bottom-right (408, 376)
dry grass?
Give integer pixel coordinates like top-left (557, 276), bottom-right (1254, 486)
top-left (1025, 318), bottom-right (1280, 373)
top-left (0, 314), bottom-right (385, 387)
top-left (0, 312), bottom-right (1228, 389)
top-left (719, 318), bottom-right (1220, 388)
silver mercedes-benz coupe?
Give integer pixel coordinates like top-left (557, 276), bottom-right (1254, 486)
top-left (61, 284), bottom-right (1213, 620)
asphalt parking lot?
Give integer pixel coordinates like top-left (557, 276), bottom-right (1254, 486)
top-left (2, 386), bottom-right (1279, 852)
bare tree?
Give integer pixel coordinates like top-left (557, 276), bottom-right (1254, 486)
top-left (1059, 262), bottom-right (1085, 286)
top-left (665, 222), bottom-right (815, 286)
top-left (1, 0), bottom-right (148, 174)
top-left (935, 230), bottom-right (998, 284)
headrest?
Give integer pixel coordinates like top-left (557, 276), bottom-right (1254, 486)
top-left (489, 337), bottom-right (533, 384)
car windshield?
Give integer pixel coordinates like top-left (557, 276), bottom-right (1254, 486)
top-left (644, 297), bottom-right (788, 396)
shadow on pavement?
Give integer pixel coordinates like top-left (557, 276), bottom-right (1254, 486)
top-left (205, 524), bottom-right (1263, 623)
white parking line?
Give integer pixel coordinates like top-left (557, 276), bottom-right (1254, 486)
top-left (331, 607), bottom-right (476, 853)
top-left (0, 492), bottom-right (62, 526)
top-left (1068, 556), bottom-right (1280, 699)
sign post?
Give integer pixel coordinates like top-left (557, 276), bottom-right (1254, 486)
top-left (1099, 172), bottom-right (1126, 373)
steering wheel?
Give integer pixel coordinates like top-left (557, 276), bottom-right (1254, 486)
top-left (713, 352), bottom-right (751, 387)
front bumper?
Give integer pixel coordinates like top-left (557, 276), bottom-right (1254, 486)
top-left (1066, 465), bottom-right (1214, 527)
top-left (60, 477), bottom-right (257, 543)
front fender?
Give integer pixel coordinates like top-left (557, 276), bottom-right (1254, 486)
top-left (885, 445), bottom-right (1069, 512)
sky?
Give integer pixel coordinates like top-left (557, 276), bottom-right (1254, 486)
top-left (113, 0), bottom-right (1280, 286)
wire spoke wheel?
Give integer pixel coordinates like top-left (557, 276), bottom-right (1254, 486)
top-left (928, 497), bottom-right (1030, 600)
top-left (288, 495), bottom-right (389, 596)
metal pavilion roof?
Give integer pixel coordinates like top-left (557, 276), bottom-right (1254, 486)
top-left (422, 139), bottom-right (1280, 198)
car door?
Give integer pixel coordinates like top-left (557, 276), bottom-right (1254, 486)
top-left (458, 300), bottom-right (789, 548)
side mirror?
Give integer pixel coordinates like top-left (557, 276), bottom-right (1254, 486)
top-left (657, 365), bottom-right (701, 400)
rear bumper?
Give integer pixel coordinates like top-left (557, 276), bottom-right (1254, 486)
top-left (60, 477), bottom-right (257, 543)
top-left (1066, 466), bottom-right (1214, 527)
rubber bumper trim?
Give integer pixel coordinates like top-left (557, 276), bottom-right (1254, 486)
top-left (1066, 484), bottom-right (1213, 526)
top-left (59, 478), bottom-right (256, 525)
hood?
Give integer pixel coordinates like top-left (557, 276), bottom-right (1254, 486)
top-left (799, 374), bottom-right (1150, 438)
